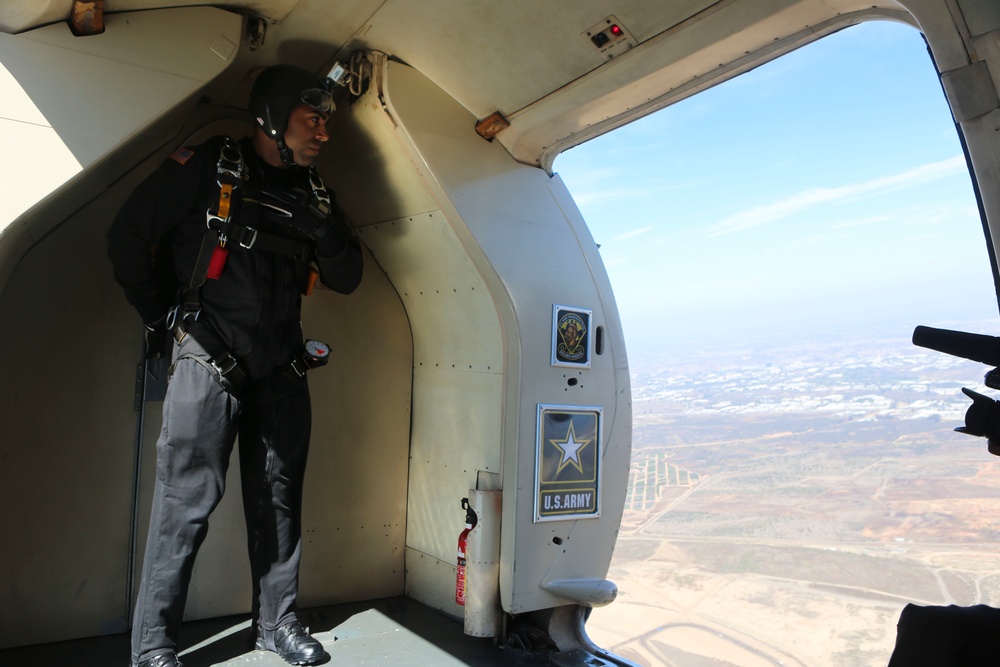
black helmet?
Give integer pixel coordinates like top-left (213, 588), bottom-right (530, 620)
top-left (249, 64), bottom-right (335, 141)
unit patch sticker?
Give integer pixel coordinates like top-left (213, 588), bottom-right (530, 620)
top-left (552, 305), bottom-right (592, 368)
top-left (534, 405), bottom-right (602, 522)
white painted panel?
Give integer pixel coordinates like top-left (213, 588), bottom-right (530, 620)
top-left (324, 56), bottom-right (512, 615)
top-left (361, 211), bottom-right (503, 371)
top-left (381, 60), bottom-right (631, 615)
top-left (0, 7), bottom-right (240, 228)
top-left (299, 247), bottom-right (413, 606)
top-left (359, 210), bottom-right (504, 566)
top-left (0, 177), bottom-right (138, 647)
top-left (407, 366), bottom-right (504, 560)
top-left (0, 117), bottom-right (80, 225)
top-left (404, 546), bottom-right (463, 619)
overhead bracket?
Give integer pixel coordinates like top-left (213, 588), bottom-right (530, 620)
top-left (247, 14), bottom-right (267, 51)
top-left (69, 0), bottom-right (105, 36)
top-left (476, 111), bottom-right (510, 142)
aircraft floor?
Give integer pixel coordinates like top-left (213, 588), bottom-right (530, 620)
top-left (0, 597), bottom-right (505, 667)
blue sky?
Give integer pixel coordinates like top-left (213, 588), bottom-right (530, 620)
top-left (555, 20), bottom-right (998, 357)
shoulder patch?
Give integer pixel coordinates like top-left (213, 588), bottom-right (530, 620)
top-left (168, 147), bottom-right (195, 165)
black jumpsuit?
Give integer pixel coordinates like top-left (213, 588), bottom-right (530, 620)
top-left (107, 136), bottom-right (363, 665)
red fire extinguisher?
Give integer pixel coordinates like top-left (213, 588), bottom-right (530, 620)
top-left (456, 497), bottom-right (477, 606)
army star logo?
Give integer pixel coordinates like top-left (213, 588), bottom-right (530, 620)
top-left (550, 422), bottom-right (591, 476)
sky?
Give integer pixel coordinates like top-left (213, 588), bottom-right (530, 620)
top-left (554, 20), bottom-right (999, 359)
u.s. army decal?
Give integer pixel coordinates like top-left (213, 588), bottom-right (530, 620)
top-left (535, 405), bottom-right (602, 522)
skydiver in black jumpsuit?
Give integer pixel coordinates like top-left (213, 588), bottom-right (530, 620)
top-left (107, 65), bottom-right (363, 667)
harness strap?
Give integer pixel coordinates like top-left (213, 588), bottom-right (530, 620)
top-left (171, 318), bottom-right (313, 399)
top-left (202, 137), bottom-right (315, 262)
top-left (207, 218), bottom-right (312, 262)
top-left (168, 137), bottom-right (328, 390)
top-left (204, 137), bottom-right (243, 240)
top-left (174, 349), bottom-right (249, 395)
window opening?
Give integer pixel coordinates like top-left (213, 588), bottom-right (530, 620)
top-left (556, 20), bottom-right (999, 667)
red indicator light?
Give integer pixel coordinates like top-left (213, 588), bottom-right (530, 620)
top-left (609, 24), bottom-right (623, 37)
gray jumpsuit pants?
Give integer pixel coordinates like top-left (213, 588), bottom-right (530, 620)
top-left (131, 334), bottom-right (311, 665)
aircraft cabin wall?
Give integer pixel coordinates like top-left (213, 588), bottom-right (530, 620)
top-left (325, 55), bottom-right (632, 617)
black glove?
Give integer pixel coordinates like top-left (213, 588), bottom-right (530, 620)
top-left (260, 187), bottom-right (357, 259)
top-left (261, 187), bottom-right (323, 235)
top-left (144, 316), bottom-right (170, 359)
top-left (314, 214), bottom-right (356, 257)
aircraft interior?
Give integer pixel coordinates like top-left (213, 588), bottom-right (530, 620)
top-left (1, 1), bottom-right (998, 665)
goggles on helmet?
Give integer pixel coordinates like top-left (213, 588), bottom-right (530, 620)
top-left (301, 88), bottom-right (335, 113)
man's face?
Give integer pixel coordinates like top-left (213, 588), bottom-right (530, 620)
top-left (284, 103), bottom-right (330, 167)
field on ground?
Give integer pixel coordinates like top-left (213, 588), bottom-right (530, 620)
top-left (587, 338), bottom-right (1000, 666)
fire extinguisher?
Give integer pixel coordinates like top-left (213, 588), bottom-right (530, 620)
top-left (456, 497), bottom-right (477, 606)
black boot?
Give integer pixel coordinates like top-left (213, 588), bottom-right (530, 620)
top-left (136, 653), bottom-right (182, 667)
top-left (256, 620), bottom-right (328, 665)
